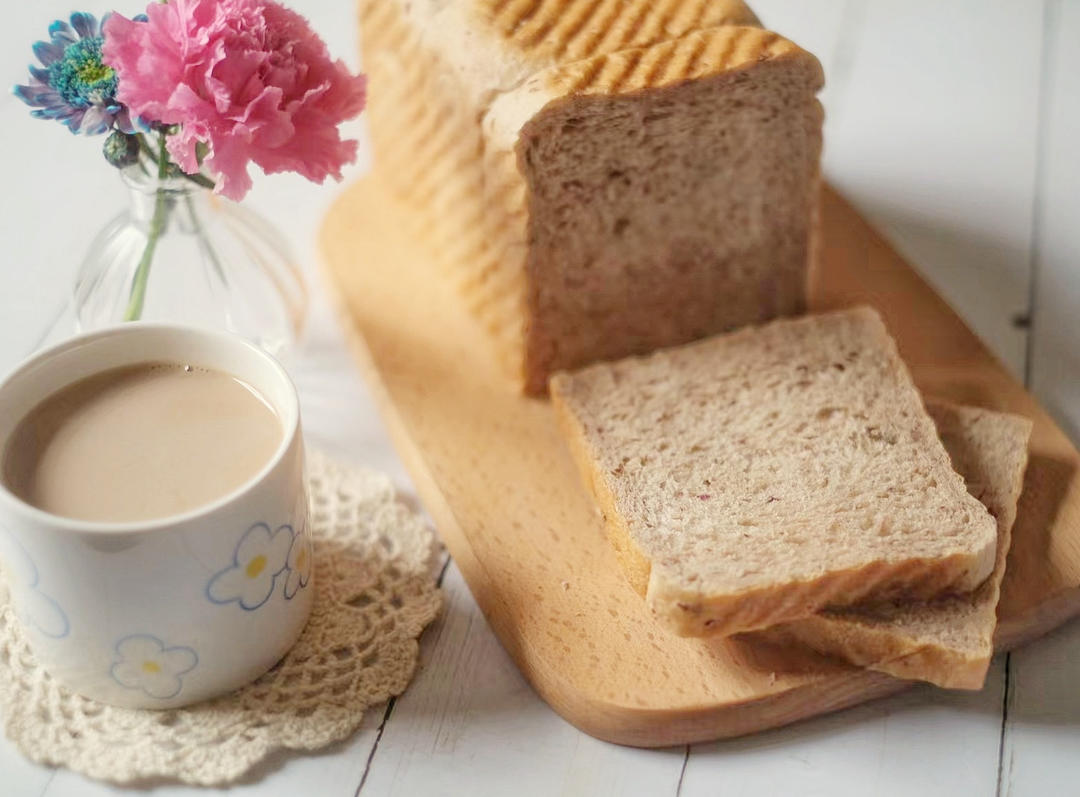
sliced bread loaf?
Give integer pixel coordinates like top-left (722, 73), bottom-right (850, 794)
top-left (486, 26), bottom-right (823, 392)
top-left (549, 307), bottom-right (999, 637)
top-left (761, 401), bottom-right (1031, 689)
top-left (360, 0), bottom-right (823, 392)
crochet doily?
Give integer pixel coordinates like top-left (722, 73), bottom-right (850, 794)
top-left (0, 451), bottom-right (442, 785)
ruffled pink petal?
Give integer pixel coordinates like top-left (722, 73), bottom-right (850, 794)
top-left (102, 0), bottom-right (366, 201)
top-left (204, 132), bottom-right (255, 200)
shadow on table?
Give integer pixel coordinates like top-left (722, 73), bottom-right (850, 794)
top-left (690, 668), bottom-right (1008, 759)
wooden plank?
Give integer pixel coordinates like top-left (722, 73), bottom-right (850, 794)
top-left (822, 0), bottom-right (1044, 378)
top-left (999, 623), bottom-right (1080, 797)
top-left (363, 562), bottom-right (686, 796)
top-left (319, 174), bottom-right (1080, 746)
top-left (0, 740), bottom-right (56, 797)
top-left (681, 657), bottom-right (1006, 797)
top-left (1029, 0), bottom-right (1080, 442)
top-left (1001, 4), bottom-right (1080, 795)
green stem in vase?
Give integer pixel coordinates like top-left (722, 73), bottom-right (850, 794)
top-left (183, 191), bottom-right (228, 285)
top-left (123, 133), bottom-right (170, 322)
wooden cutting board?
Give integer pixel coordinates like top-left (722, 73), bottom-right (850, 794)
top-left (320, 177), bottom-right (1080, 747)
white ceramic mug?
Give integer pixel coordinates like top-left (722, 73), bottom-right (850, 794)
top-left (0, 324), bottom-right (313, 708)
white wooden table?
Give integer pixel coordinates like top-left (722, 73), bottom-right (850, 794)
top-left (1, 2), bottom-right (1078, 794)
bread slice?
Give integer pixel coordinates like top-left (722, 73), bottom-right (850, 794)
top-left (761, 401), bottom-right (1031, 689)
top-left (486, 26), bottom-right (824, 392)
top-left (359, 0), bottom-right (823, 392)
top-left (549, 307), bottom-right (999, 637)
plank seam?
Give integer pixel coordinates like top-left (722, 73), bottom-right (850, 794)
top-left (355, 697), bottom-right (397, 796)
top-left (1003, 4), bottom-right (1057, 793)
top-left (995, 653), bottom-right (1013, 797)
top-left (355, 558), bottom-right (451, 794)
top-left (436, 554), bottom-right (452, 587)
top-left (1023, 0), bottom-right (1061, 388)
top-left (674, 745), bottom-right (690, 796)
top-left (36, 770), bottom-right (57, 797)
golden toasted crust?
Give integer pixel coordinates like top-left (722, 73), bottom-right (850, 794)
top-left (361, 0), bottom-right (524, 372)
top-left (547, 25), bottom-right (821, 97)
top-left (474, 0), bottom-right (760, 65)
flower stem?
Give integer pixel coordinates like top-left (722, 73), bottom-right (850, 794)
top-left (182, 171), bottom-right (216, 190)
top-left (123, 134), bottom-right (170, 321)
top-left (136, 132), bottom-right (216, 190)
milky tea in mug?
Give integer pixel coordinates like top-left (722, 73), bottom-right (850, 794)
top-left (0, 325), bottom-right (313, 709)
top-left (2, 362), bottom-right (281, 523)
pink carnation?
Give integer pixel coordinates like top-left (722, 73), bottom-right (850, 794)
top-left (103, 0), bottom-right (366, 200)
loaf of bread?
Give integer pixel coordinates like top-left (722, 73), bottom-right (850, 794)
top-left (761, 401), bottom-right (1031, 689)
top-left (549, 307), bottom-right (999, 637)
top-left (360, 0), bottom-right (824, 392)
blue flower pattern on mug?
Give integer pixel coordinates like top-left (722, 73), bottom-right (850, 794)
top-left (206, 522), bottom-right (293, 610)
top-left (0, 531), bottom-right (69, 638)
top-left (283, 521), bottom-right (313, 600)
top-left (110, 634), bottom-right (197, 700)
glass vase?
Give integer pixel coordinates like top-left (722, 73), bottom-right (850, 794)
top-left (72, 165), bottom-right (307, 357)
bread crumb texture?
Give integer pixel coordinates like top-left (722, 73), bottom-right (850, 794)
top-left (550, 307), bottom-right (1000, 636)
top-left (761, 401), bottom-right (1031, 689)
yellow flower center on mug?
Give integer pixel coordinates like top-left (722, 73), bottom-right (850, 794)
top-left (142, 660), bottom-right (161, 674)
top-left (246, 554), bottom-right (267, 578)
top-left (297, 548), bottom-right (308, 570)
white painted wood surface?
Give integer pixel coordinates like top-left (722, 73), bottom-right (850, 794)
top-left (1, 2), bottom-right (1078, 794)
top-left (1029, 0), bottom-right (1080, 443)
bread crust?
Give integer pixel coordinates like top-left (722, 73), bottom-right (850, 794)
top-left (551, 374), bottom-right (654, 593)
top-left (360, 0), bottom-right (823, 392)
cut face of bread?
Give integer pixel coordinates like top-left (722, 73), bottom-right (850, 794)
top-left (494, 28), bottom-right (824, 391)
top-left (360, 0), bottom-right (823, 393)
top-left (761, 401), bottom-right (1031, 689)
top-left (550, 307), bottom-right (1000, 637)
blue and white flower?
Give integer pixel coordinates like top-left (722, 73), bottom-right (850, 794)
top-left (110, 634), bottom-right (197, 700)
top-left (207, 522), bottom-right (293, 610)
top-left (0, 532), bottom-right (69, 639)
top-left (283, 525), bottom-right (313, 600)
top-left (12, 12), bottom-right (135, 135)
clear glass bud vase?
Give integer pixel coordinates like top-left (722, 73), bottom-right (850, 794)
top-left (73, 166), bottom-right (307, 357)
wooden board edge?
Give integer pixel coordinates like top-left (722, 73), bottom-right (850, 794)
top-left (998, 589), bottom-right (1080, 652)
